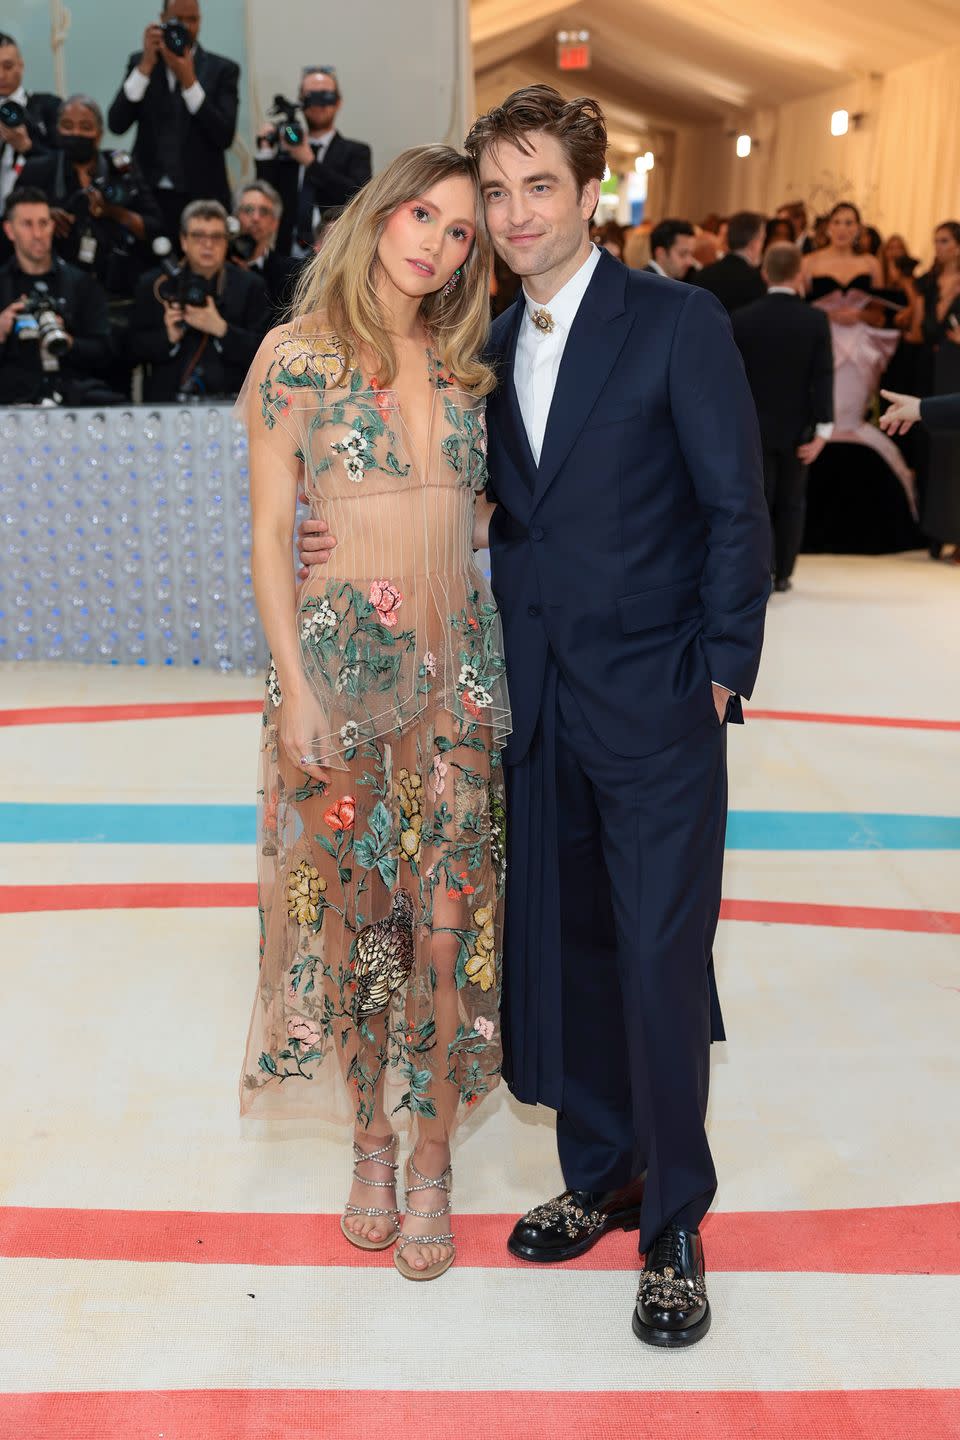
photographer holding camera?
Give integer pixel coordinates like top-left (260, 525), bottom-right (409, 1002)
top-left (130, 198), bottom-right (269, 402)
top-left (255, 68), bottom-right (370, 255)
top-left (107, 0), bottom-right (240, 239)
top-left (0, 33), bottom-right (60, 209)
top-left (230, 181), bottom-right (301, 321)
top-left (15, 96), bottom-right (164, 301)
top-left (0, 187), bottom-right (114, 405)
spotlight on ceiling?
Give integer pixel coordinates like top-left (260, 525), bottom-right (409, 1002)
top-left (736, 134), bottom-right (752, 159)
top-left (831, 109), bottom-right (849, 136)
top-left (643, 150), bottom-right (654, 170)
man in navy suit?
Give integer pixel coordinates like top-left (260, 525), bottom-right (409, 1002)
top-left (298, 86), bottom-right (769, 1347)
top-left (463, 86), bottom-right (769, 1348)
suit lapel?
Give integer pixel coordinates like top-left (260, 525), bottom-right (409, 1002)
top-left (493, 298), bottom-right (539, 488)
top-left (533, 251), bottom-right (634, 503)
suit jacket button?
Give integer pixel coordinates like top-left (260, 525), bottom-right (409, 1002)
top-left (527, 604), bottom-right (541, 618)
top-left (530, 525), bottom-right (545, 541)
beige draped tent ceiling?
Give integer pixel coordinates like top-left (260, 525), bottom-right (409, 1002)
top-left (471, 0), bottom-right (960, 257)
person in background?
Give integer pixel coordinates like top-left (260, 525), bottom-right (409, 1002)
top-left (107, 0), bottom-right (240, 238)
top-left (0, 187), bottom-right (114, 404)
top-left (231, 180), bottom-right (301, 321)
top-left (645, 217), bottom-right (696, 279)
top-left (693, 214), bottom-right (723, 267)
top-left (15, 95), bottom-right (163, 301)
top-left (733, 242), bottom-right (834, 593)
top-left (859, 225), bottom-right (882, 257)
top-left (915, 220), bottom-right (960, 559)
top-left (777, 202), bottom-right (815, 254)
top-left (880, 386), bottom-right (960, 437)
top-left (0, 32), bottom-right (59, 210)
top-left (130, 198), bottom-right (269, 402)
top-left (689, 211), bottom-right (766, 314)
top-left (594, 219), bottom-right (626, 260)
top-left (764, 216), bottom-right (795, 250)
top-left (255, 68), bottom-right (372, 256)
top-left (622, 223), bottom-right (651, 271)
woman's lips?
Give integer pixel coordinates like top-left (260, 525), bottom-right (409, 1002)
top-left (406, 258), bottom-right (435, 276)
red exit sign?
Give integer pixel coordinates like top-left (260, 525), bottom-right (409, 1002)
top-left (558, 40), bottom-right (591, 69)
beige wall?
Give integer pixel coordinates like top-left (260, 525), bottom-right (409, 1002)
top-left (664, 47), bottom-right (960, 260)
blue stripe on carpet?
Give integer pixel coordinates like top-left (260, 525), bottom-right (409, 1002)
top-left (1, 805), bottom-right (959, 849)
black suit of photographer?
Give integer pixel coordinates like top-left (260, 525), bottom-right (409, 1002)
top-left (256, 133), bottom-right (371, 255)
top-left (0, 254), bottom-right (113, 403)
top-left (107, 45), bottom-right (239, 222)
top-left (240, 249), bottom-right (302, 322)
top-left (0, 91), bottom-right (61, 263)
top-left (130, 261), bottom-right (269, 401)
top-left (15, 148), bottom-right (164, 298)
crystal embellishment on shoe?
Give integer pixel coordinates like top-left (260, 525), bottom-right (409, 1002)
top-left (530, 306), bottom-right (555, 334)
top-left (524, 1191), bottom-right (604, 1241)
top-left (637, 1265), bottom-right (708, 1310)
top-left (340, 1135), bottom-right (400, 1252)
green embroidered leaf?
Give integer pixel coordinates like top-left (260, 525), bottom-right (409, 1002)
top-left (350, 366), bottom-right (364, 392)
top-left (376, 855), bottom-right (398, 890)
top-left (314, 832), bottom-right (340, 860)
top-left (369, 801), bottom-right (391, 845)
top-left (258, 1052), bottom-right (278, 1075)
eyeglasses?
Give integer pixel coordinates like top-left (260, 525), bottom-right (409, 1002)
top-left (186, 229), bottom-right (228, 243)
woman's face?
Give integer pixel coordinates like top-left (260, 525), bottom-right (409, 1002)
top-left (58, 101), bottom-right (101, 145)
top-left (828, 207), bottom-right (859, 249)
top-left (377, 174), bottom-right (477, 303)
top-left (885, 235), bottom-right (906, 261)
top-left (934, 227), bottom-right (960, 266)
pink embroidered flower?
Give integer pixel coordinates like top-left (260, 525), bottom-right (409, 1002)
top-left (422, 651), bottom-right (437, 676)
top-left (262, 791), bottom-right (278, 831)
top-left (461, 692), bottom-right (482, 720)
top-left (473, 1017), bottom-right (495, 1041)
top-left (274, 387), bottom-right (291, 414)
top-left (369, 579), bottom-right (402, 628)
top-left (427, 755), bottom-right (448, 798)
top-left (369, 376), bottom-right (394, 425)
top-left (287, 1016), bottom-right (321, 1047)
top-left (323, 795), bottom-right (356, 831)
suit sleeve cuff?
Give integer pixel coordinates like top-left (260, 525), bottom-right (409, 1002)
top-left (181, 80), bottom-right (206, 114)
top-left (123, 68), bottom-right (150, 103)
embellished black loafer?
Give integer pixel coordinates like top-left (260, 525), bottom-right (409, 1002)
top-left (632, 1224), bottom-right (711, 1348)
top-left (507, 1177), bottom-right (645, 1264)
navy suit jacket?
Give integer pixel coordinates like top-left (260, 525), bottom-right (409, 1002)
top-left (484, 250), bottom-right (770, 764)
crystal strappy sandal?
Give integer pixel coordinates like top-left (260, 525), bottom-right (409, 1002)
top-left (394, 1157), bottom-right (456, 1281)
top-left (340, 1134), bottom-right (400, 1252)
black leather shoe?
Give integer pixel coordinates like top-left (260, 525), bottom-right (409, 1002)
top-left (507, 1177), bottom-right (645, 1264)
top-left (632, 1224), bottom-right (711, 1348)
top-left (773, 577), bottom-right (792, 593)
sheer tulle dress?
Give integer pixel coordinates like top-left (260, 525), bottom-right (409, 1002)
top-left (239, 327), bottom-right (510, 1140)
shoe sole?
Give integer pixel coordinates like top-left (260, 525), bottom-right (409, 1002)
top-left (632, 1301), bottom-right (711, 1348)
top-left (339, 1216), bottom-right (398, 1251)
top-left (506, 1206), bottom-right (643, 1264)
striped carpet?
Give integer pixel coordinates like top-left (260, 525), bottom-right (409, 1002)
top-left (0, 554), bottom-right (958, 1440)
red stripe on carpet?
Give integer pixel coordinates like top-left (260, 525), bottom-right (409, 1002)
top-left (1, 1201), bottom-right (957, 1273)
top-left (1, 1389), bottom-right (957, 1440)
top-left (1, 701), bottom-right (957, 730)
top-left (3, 885), bottom-right (958, 935)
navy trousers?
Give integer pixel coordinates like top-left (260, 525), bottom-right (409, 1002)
top-left (502, 654), bottom-right (728, 1251)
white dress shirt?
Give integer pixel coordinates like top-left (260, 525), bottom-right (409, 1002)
top-left (123, 59), bottom-right (205, 188)
top-left (513, 243), bottom-right (601, 464)
top-left (0, 85), bottom-right (29, 206)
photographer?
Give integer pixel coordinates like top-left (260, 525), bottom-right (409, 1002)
top-left (15, 95), bottom-right (163, 301)
top-left (0, 33), bottom-right (60, 209)
top-left (230, 181), bottom-right (301, 321)
top-left (0, 187), bottom-right (114, 405)
top-left (130, 198), bottom-right (269, 402)
top-left (255, 68), bottom-right (370, 255)
top-left (107, 0), bottom-right (240, 238)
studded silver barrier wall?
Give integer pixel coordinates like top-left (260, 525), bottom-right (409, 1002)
top-left (0, 405), bottom-right (267, 673)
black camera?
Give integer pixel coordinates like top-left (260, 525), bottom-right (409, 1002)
top-left (89, 151), bottom-right (136, 210)
top-left (264, 94), bottom-right (305, 148)
top-left (161, 19), bottom-right (190, 56)
top-left (229, 231), bottom-right (257, 263)
top-left (0, 98), bottom-right (27, 129)
top-left (13, 284), bottom-right (70, 371)
top-left (159, 260), bottom-right (210, 309)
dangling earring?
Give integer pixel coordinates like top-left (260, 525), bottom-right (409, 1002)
top-left (440, 267), bottom-right (462, 298)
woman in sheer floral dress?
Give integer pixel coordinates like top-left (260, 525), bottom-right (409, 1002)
top-left (239, 146), bottom-right (509, 1280)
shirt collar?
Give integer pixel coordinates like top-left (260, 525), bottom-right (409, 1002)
top-left (647, 258), bottom-right (667, 277)
top-left (767, 285), bottom-right (799, 296)
top-left (9, 85), bottom-right (27, 106)
top-left (521, 243), bottom-right (602, 335)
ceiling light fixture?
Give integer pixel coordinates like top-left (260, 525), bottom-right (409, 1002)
top-left (736, 134), bottom-right (752, 158)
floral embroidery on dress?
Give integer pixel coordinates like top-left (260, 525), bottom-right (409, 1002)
top-left (266, 660), bottom-right (282, 707)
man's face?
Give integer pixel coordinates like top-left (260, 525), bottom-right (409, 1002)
top-left (181, 214), bottom-right (228, 277)
top-left (300, 71), bottom-right (340, 132)
top-left (0, 42), bottom-right (24, 98)
top-left (4, 203), bottom-right (54, 269)
top-left (163, 0), bottom-right (201, 47)
top-left (656, 234), bottom-right (695, 279)
top-left (237, 190), bottom-right (278, 248)
top-left (478, 130), bottom-right (598, 280)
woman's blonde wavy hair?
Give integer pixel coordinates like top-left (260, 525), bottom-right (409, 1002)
top-left (287, 144), bottom-right (496, 395)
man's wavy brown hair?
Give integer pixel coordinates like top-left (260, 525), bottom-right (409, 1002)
top-left (464, 85), bottom-right (608, 194)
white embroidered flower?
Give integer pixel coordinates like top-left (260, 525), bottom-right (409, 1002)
top-left (422, 651), bottom-right (437, 676)
top-left (266, 660), bottom-right (282, 707)
top-left (344, 455), bottom-right (365, 483)
top-left (458, 662), bottom-right (479, 687)
top-left (300, 598), bottom-right (338, 639)
top-left (335, 663), bottom-right (360, 694)
top-left (468, 683), bottom-right (493, 708)
top-left (339, 720), bottom-right (360, 746)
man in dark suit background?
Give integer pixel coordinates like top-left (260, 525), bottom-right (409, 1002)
top-left (107, 0), bottom-right (240, 238)
top-left (733, 241), bottom-right (834, 592)
top-left (643, 216), bottom-right (696, 279)
top-left (0, 32), bottom-right (60, 263)
top-left (255, 69), bottom-right (371, 255)
top-left (231, 180), bottom-right (302, 322)
top-left (691, 210), bottom-right (766, 314)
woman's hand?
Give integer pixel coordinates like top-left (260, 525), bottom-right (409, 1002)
top-left (278, 685), bottom-right (332, 783)
top-left (296, 501), bottom-right (337, 580)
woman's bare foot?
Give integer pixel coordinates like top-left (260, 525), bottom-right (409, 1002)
top-left (398, 1139), bottom-right (454, 1273)
top-left (343, 1131), bottom-right (398, 1246)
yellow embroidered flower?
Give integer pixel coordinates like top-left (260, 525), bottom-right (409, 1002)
top-left (274, 333), bottom-right (347, 385)
top-left (286, 860), bottom-right (327, 925)
top-left (396, 768), bottom-right (423, 864)
top-left (465, 903), bottom-right (497, 990)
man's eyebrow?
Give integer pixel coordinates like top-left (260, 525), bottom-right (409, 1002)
top-left (482, 172), bottom-right (561, 190)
